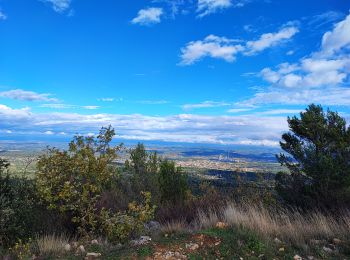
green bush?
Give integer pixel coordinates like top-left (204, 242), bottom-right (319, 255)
top-left (36, 126), bottom-right (122, 235)
top-left (158, 160), bottom-right (189, 205)
top-left (125, 143), bottom-right (160, 203)
top-left (100, 192), bottom-right (156, 243)
top-left (0, 158), bottom-right (57, 247)
top-left (36, 126), bottom-right (157, 242)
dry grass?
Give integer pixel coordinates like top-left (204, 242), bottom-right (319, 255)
top-left (35, 233), bottom-right (70, 257)
top-left (195, 209), bottom-right (220, 229)
top-left (160, 220), bottom-right (192, 234)
top-left (221, 203), bottom-right (350, 245)
top-left (168, 202), bottom-right (350, 246)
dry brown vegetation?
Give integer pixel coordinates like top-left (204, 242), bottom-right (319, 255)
top-left (163, 202), bottom-right (350, 247)
top-left (35, 234), bottom-right (70, 257)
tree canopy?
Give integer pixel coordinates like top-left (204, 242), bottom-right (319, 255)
top-left (276, 104), bottom-right (350, 207)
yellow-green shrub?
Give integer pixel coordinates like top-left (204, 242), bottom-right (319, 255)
top-left (100, 192), bottom-right (156, 243)
top-left (36, 126), bottom-right (122, 235)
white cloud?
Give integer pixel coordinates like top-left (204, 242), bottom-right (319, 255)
top-left (245, 26), bottom-right (299, 55)
top-left (240, 14), bottom-right (350, 107)
top-left (41, 103), bottom-right (75, 109)
top-left (0, 104), bottom-right (288, 146)
top-left (321, 13), bottom-right (350, 56)
top-left (40, 0), bottom-right (71, 13)
top-left (0, 89), bottom-right (58, 102)
top-left (243, 24), bottom-right (254, 32)
top-left (307, 11), bottom-right (344, 29)
top-left (227, 108), bottom-right (252, 113)
top-left (179, 35), bottom-right (244, 65)
top-left (98, 98), bottom-right (115, 102)
top-left (41, 104), bottom-right (101, 110)
top-left (44, 130), bottom-right (54, 135)
top-left (0, 11), bottom-right (7, 20)
top-left (197, 0), bottom-right (232, 18)
top-left (239, 87), bottom-right (350, 107)
top-left (180, 26), bottom-right (298, 65)
top-left (182, 101), bottom-right (231, 110)
top-left (260, 57), bottom-right (349, 89)
top-left (138, 100), bottom-right (169, 105)
top-left (131, 7), bottom-right (163, 25)
top-left (0, 105), bottom-right (32, 125)
top-left (82, 106), bottom-right (100, 110)
top-left (257, 109), bottom-right (303, 115)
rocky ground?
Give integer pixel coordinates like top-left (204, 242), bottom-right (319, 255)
top-left (43, 224), bottom-right (350, 260)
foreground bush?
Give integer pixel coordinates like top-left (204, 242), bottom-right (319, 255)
top-left (101, 191), bottom-right (156, 243)
top-left (36, 126), bottom-right (156, 242)
top-left (0, 158), bottom-right (54, 247)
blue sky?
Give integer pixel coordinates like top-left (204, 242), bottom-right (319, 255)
top-left (0, 0), bottom-right (349, 146)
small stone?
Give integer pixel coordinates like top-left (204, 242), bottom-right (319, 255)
top-left (278, 247), bottom-right (285, 252)
top-left (91, 239), bottom-right (99, 245)
top-left (309, 239), bottom-right (323, 245)
top-left (293, 255), bottom-right (302, 260)
top-left (144, 221), bottom-right (161, 234)
top-left (164, 251), bottom-right (174, 259)
top-left (85, 252), bottom-right (102, 259)
top-left (64, 243), bottom-right (71, 252)
top-left (333, 238), bottom-right (342, 245)
top-left (258, 254), bottom-right (265, 258)
top-left (77, 245), bottom-right (86, 254)
top-left (307, 256), bottom-right (314, 260)
top-left (185, 243), bottom-right (199, 251)
top-left (131, 236), bottom-right (152, 246)
top-left (328, 244), bottom-right (336, 250)
top-left (323, 246), bottom-right (333, 253)
top-left (274, 238), bottom-right (282, 244)
top-left (215, 222), bottom-right (228, 229)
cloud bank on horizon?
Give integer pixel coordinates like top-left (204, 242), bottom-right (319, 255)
top-left (0, 0), bottom-right (349, 146)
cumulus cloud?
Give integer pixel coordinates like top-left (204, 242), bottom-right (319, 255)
top-left (240, 13), bottom-right (350, 107)
top-left (182, 101), bottom-right (231, 110)
top-left (0, 105), bottom-right (32, 127)
top-left (0, 89), bottom-right (58, 102)
top-left (40, 0), bottom-right (71, 13)
top-left (180, 26), bottom-right (298, 65)
top-left (131, 7), bottom-right (163, 25)
top-left (0, 104), bottom-right (288, 146)
top-left (179, 35), bottom-right (244, 65)
top-left (260, 58), bottom-right (349, 89)
top-left (321, 13), bottom-right (350, 56)
top-left (0, 11), bottom-right (7, 20)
